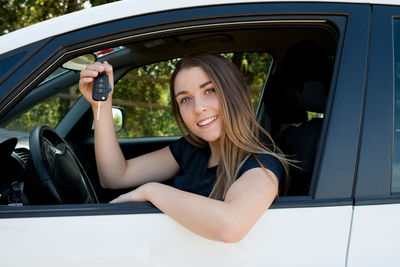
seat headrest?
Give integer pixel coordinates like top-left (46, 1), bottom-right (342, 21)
top-left (282, 40), bottom-right (332, 86)
top-left (302, 80), bottom-right (327, 113)
top-left (264, 40), bottom-right (332, 125)
top-left (272, 89), bottom-right (307, 124)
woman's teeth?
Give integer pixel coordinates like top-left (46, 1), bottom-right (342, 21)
top-left (198, 116), bottom-right (217, 126)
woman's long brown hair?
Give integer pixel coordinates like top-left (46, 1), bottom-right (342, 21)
top-left (170, 52), bottom-right (288, 199)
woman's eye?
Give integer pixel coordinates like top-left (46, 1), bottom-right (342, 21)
top-left (180, 97), bottom-right (191, 104)
top-left (205, 88), bottom-right (215, 94)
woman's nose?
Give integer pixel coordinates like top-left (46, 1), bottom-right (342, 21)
top-left (194, 98), bottom-right (207, 113)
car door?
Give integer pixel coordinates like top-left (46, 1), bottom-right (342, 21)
top-left (0, 2), bottom-right (370, 266)
top-left (347, 5), bottom-right (400, 267)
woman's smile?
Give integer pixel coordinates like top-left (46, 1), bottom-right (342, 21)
top-left (174, 66), bottom-right (223, 143)
top-left (197, 115), bottom-right (218, 127)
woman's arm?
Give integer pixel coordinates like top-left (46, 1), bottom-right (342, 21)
top-left (79, 62), bottom-right (180, 189)
top-left (110, 167), bottom-right (278, 243)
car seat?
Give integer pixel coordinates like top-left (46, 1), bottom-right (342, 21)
top-left (264, 40), bottom-right (332, 195)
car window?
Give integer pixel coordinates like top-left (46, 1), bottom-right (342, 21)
top-left (114, 52), bottom-right (272, 138)
top-left (4, 84), bottom-right (81, 132)
top-left (392, 19), bottom-right (400, 193)
top-left (0, 22), bottom-right (339, 207)
top-left (3, 47), bottom-right (124, 132)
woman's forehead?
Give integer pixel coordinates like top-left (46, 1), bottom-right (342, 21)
top-left (174, 66), bottom-right (212, 94)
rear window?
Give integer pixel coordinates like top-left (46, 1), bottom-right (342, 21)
top-left (392, 19), bottom-right (400, 193)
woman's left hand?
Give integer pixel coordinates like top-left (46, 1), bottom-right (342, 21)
top-left (109, 183), bottom-right (152, 203)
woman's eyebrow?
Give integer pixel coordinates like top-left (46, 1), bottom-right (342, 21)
top-left (200, 80), bottom-right (212, 88)
top-left (175, 90), bottom-right (187, 98)
top-left (175, 81), bottom-right (213, 98)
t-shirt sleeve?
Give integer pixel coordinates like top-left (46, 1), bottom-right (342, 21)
top-left (168, 137), bottom-right (187, 167)
top-left (238, 154), bottom-right (284, 183)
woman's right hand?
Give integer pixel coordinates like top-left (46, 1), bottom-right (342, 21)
top-left (79, 61), bottom-right (114, 107)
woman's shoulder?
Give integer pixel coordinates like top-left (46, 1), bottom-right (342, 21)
top-left (169, 136), bottom-right (209, 164)
top-left (239, 153), bottom-right (284, 183)
top-left (169, 136), bottom-right (198, 153)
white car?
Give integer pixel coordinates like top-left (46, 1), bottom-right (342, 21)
top-left (0, 0), bottom-right (399, 266)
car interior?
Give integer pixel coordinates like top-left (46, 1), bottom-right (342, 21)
top-left (0, 21), bottom-right (337, 206)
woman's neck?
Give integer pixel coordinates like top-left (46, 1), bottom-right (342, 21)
top-left (207, 141), bottom-right (221, 168)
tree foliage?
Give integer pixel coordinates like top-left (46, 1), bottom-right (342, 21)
top-left (113, 59), bottom-right (181, 137)
top-left (0, 0), bottom-right (119, 35)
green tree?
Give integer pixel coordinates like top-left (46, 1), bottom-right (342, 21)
top-left (113, 59), bottom-right (181, 138)
top-left (0, 0), bottom-right (119, 35)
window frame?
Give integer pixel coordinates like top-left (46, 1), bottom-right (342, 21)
top-left (355, 5), bottom-right (400, 205)
top-left (0, 2), bottom-right (371, 217)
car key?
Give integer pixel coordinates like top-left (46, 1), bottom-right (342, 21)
top-left (92, 72), bottom-right (110, 101)
top-left (92, 72), bottom-right (110, 120)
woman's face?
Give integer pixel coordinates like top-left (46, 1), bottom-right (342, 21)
top-left (174, 66), bottom-right (223, 143)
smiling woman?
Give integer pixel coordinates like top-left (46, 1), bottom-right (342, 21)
top-left (80, 52), bottom-right (288, 242)
top-left (173, 66), bottom-right (223, 145)
top-left (169, 53), bottom-right (288, 199)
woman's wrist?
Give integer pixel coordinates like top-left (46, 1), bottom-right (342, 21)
top-left (142, 182), bottom-right (160, 201)
top-left (91, 98), bottom-right (112, 111)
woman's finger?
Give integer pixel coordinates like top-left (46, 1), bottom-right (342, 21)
top-left (79, 77), bottom-right (94, 84)
top-left (80, 69), bottom-right (98, 79)
top-left (102, 61), bottom-right (114, 88)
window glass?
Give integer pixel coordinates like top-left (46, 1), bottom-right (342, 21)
top-left (393, 19), bottom-right (400, 193)
top-left (5, 85), bottom-right (81, 131)
top-left (114, 52), bottom-right (272, 138)
top-left (4, 47), bottom-right (126, 132)
top-left (113, 59), bottom-right (180, 138)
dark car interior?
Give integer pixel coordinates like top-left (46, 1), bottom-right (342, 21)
top-left (0, 21), bottom-right (337, 205)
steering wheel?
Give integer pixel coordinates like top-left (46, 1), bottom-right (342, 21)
top-left (26, 125), bottom-right (98, 204)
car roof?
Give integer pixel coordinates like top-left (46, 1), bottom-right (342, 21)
top-left (0, 0), bottom-right (398, 55)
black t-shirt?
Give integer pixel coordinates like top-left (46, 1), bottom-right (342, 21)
top-left (169, 137), bottom-right (284, 197)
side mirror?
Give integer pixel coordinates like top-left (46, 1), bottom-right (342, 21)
top-left (112, 106), bottom-right (126, 133)
top-left (62, 54), bottom-right (97, 71)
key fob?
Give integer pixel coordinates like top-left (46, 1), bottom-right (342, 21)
top-left (92, 72), bottom-right (110, 101)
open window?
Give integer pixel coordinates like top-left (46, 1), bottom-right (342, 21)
top-left (0, 19), bottom-right (339, 207)
top-left (93, 24), bottom-right (337, 198)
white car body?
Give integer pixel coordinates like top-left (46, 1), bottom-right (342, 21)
top-left (2, 207), bottom-right (352, 266)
